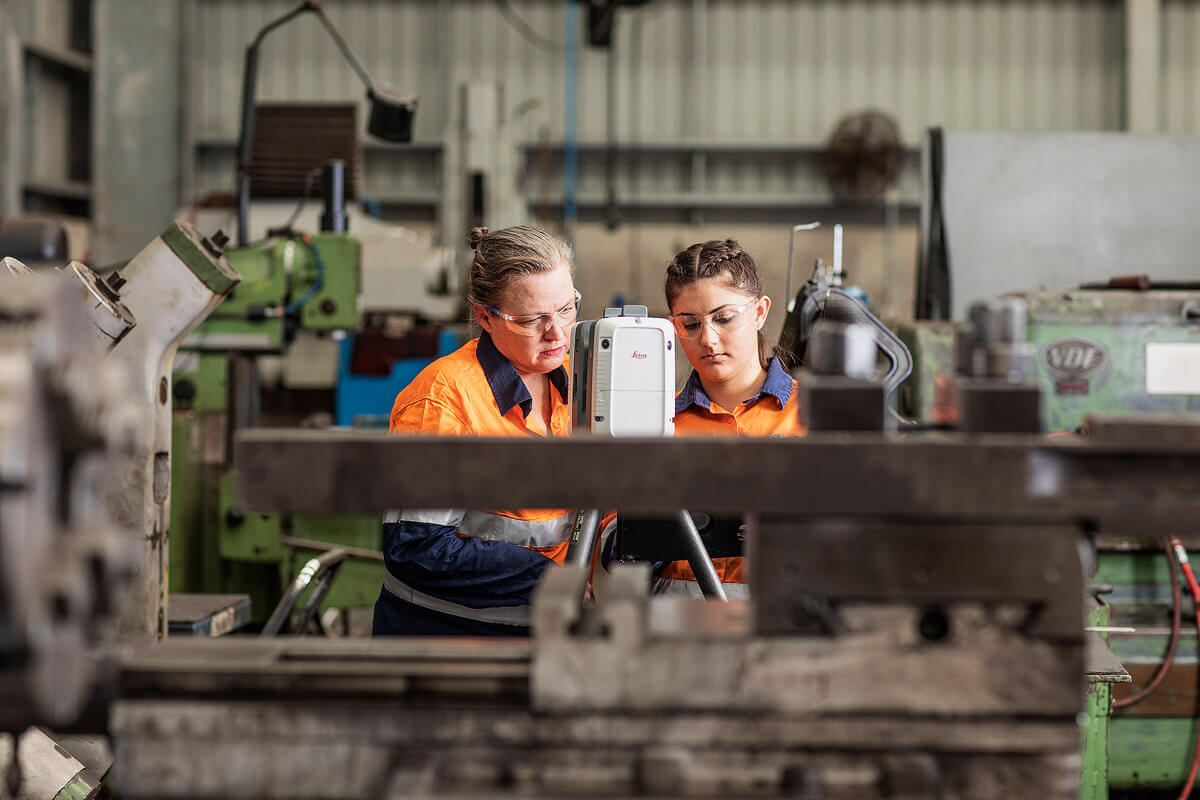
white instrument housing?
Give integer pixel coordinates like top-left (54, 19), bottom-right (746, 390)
top-left (571, 306), bottom-right (675, 437)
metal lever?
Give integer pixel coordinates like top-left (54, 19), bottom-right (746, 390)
top-left (785, 221), bottom-right (821, 313)
top-left (677, 510), bottom-right (727, 601)
top-left (261, 548), bottom-right (349, 636)
top-left (564, 509), bottom-right (604, 568)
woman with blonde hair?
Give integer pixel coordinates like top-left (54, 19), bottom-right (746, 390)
top-left (373, 225), bottom-right (580, 636)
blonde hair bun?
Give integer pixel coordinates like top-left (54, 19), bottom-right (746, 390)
top-left (465, 226), bottom-right (574, 315)
top-left (468, 227), bottom-right (489, 250)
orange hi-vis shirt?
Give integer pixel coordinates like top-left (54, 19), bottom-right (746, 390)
top-left (659, 357), bottom-right (806, 590)
top-left (388, 334), bottom-right (573, 562)
top-left (374, 333), bottom-right (573, 636)
top-left (390, 336), bottom-right (570, 442)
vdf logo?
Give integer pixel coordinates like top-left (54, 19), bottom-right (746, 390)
top-left (1042, 338), bottom-right (1107, 379)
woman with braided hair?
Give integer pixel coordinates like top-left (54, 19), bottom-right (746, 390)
top-left (658, 238), bottom-right (806, 596)
top-left (602, 239), bottom-right (805, 597)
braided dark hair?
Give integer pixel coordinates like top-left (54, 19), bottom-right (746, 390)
top-left (665, 239), bottom-right (761, 300)
top-left (665, 239), bottom-right (774, 369)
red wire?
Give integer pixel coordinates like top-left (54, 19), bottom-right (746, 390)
top-left (1173, 539), bottom-right (1200, 800)
top-left (1114, 538), bottom-right (1182, 709)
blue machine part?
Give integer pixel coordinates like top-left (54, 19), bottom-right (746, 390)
top-left (840, 285), bottom-right (871, 307)
top-left (335, 329), bottom-right (465, 428)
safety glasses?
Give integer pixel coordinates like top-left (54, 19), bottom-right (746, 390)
top-left (669, 300), bottom-right (760, 341)
top-left (487, 289), bottom-right (581, 337)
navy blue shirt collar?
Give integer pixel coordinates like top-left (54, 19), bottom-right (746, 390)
top-left (476, 332), bottom-right (569, 418)
top-left (675, 356), bottom-right (794, 415)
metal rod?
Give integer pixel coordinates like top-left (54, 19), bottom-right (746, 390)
top-left (292, 562), bottom-right (345, 636)
top-left (235, 1), bottom-right (382, 246)
top-left (235, 45), bottom-right (259, 246)
top-left (280, 535), bottom-right (383, 562)
top-left (563, 0), bottom-right (579, 236)
top-left (832, 223), bottom-right (844, 286)
top-left (236, 2), bottom-right (313, 245)
top-left (785, 222), bottom-right (821, 312)
top-left (564, 509), bottom-right (603, 568)
top-left (603, 43), bottom-right (619, 230)
top-left (319, 160), bottom-right (348, 233)
top-left (262, 548), bottom-right (349, 636)
top-left (676, 511), bottom-right (727, 601)
top-left (310, 2), bottom-right (376, 91)
top-left (226, 354), bottom-right (261, 467)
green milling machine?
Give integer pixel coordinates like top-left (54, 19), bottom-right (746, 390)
top-left (168, 212), bottom-right (386, 629)
top-left (899, 284), bottom-right (1200, 795)
top-left (165, 0), bottom-right (438, 632)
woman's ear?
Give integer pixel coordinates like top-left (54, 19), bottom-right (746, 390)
top-left (755, 295), bottom-right (772, 330)
top-left (473, 304), bottom-right (494, 333)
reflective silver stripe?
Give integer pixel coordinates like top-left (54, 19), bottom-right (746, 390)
top-left (386, 509), bottom-right (465, 527)
top-left (458, 511), bottom-right (574, 549)
top-left (599, 518), bottom-right (618, 540)
top-left (381, 570), bottom-right (530, 627)
top-left (653, 577), bottom-right (750, 600)
top-left (384, 510), bottom-right (570, 549)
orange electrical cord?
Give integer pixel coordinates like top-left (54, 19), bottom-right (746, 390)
top-left (1171, 537), bottom-right (1200, 800)
top-left (1113, 537), bottom-right (1182, 709)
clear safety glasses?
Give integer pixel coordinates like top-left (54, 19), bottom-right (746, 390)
top-left (488, 289), bottom-right (581, 337)
top-left (669, 299), bottom-right (760, 341)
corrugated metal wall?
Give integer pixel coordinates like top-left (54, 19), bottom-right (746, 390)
top-left (192, 0), bottom-right (1125, 142)
top-left (188, 0), bottom-right (1129, 203)
top-left (1163, 0), bottom-right (1200, 135)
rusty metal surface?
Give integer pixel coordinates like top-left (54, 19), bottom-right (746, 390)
top-left (1018, 289), bottom-right (1200, 324)
top-left (108, 506), bottom-right (1092, 800)
top-left (751, 520), bottom-right (1083, 640)
top-left (1085, 632), bottom-right (1132, 682)
top-left (1111, 662), bottom-right (1200, 717)
top-left (235, 430), bottom-right (1045, 516)
top-left (1084, 413), bottom-right (1200, 448)
top-left (110, 696), bottom-right (1083, 799)
top-left (235, 428), bottom-right (1200, 534)
top-left (117, 637), bottom-right (531, 699)
top-left (1044, 443), bottom-right (1200, 533)
top-left (111, 698), bottom-right (1082, 755)
top-left (533, 565), bottom-right (1083, 718)
top-left (124, 412), bottom-right (1200, 798)
top-left (952, 380), bottom-right (1043, 433)
top-left (110, 574), bottom-right (1085, 797)
top-left (167, 593), bottom-right (252, 638)
top-left (796, 373), bottom-right (892, 432)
